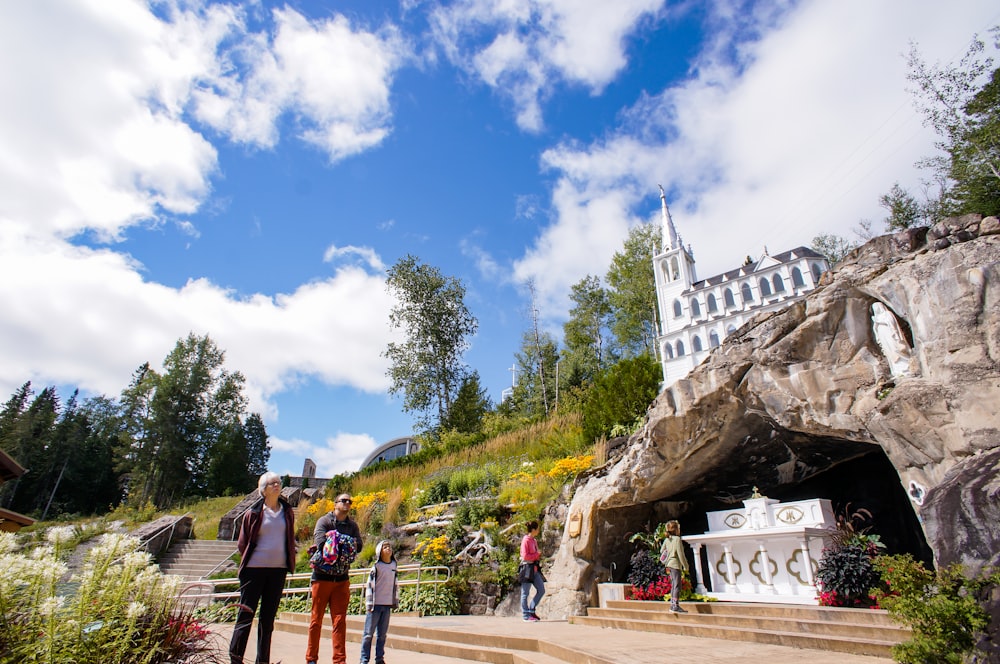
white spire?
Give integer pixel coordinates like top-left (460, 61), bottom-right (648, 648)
top-left (658, 185), bottom-right (679, 251)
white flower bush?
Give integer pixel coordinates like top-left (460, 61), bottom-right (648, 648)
top-left (0, 531), bottom-right (221, 663)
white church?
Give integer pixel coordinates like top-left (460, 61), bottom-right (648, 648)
top-left (653, 187), bottom-right (830, 388)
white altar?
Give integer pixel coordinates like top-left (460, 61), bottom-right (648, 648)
top-left (683, 496), bottom-right (835, 605)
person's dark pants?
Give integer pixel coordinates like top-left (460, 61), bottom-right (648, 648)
top-left (229, 567), bottom-right (288, 664)
top-left (669, 566), bottom-right (682, 608)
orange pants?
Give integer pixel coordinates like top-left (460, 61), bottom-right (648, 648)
top-left (306, 579), bottom-right (351, 664)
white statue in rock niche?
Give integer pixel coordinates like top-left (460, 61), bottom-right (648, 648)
top-left (871, 302), bottom-right (913, 377)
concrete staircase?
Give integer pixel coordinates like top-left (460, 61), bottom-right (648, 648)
top-left (570, 599), bottom-right (908, 658)
top-left (158, 539), bottom-right (239, 580)
top-left (275, 613), bottom-right (618, 664)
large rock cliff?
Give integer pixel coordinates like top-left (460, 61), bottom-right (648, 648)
top-left (542, 215), bottom-right (1000, 619)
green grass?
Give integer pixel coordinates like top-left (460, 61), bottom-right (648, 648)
top-left (177, 495), bottom-right (245, 540)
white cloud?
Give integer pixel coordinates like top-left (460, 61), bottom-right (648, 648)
top-left (323, 244), bottom-right (387, 272)
top-left (429, 0), bottom-right (665, 130)
top-left (192, 7), bottom-right (409, 161)
top-left (0, 1), bottom-right (412, 428)
top-left (513, 0), bottom-right (998, 317)
top-left (0, 223), bottom-right (397, 421)
top-left (310, 432), bottom-right (380, 476)
top-left (0, 0), bottom-right (225, 240)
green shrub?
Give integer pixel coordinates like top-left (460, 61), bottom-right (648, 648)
top-left (422, 477), bottom-right (451, 505)
top-left (397, 583), bottom-right (460, 616)
top-left (581, 356), bottom-right (660, 442)
top-left (873, 554), bottom-right (999, 664)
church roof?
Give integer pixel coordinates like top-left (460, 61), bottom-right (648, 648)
top-left (691, 246), bottom-right (825, 290)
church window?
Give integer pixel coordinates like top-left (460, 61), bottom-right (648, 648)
top-left (670, 256), bottom-right (680, 281)
top-left (811, 263), bottom-right (823, 285)
top-left (692, 336), bottom-right (703, 352)
top-left (759, 278), bottom-right (771, 297)
top-left (773, 274), bottom-right (785, 292)
top-left (724, 288), bottom-right (736, 308)
top-left (792, 267), bottom-right (805, 287)
top-left (672, 299), bottom-right (683, 318)
top-left (741, 282), bottom-right (753, 305)
top-left (690, 298), bottom-right (701, 317)
top-left (675, 340), bottom-right (685, 356)
top-left (707, 293), bottom-right (718, 313)
top-left (727, 324), bottom-right (737, 335)
top-left (709, 331), bottom-right (720, 348)
top-left (663, 343), bottom-right (673, 360)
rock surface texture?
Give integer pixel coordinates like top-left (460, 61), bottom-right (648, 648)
top-left (541, 215), bottom-right (1000, 620)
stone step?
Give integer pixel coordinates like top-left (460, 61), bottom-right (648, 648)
top-left (587, 605), bottom-right (908, 641)
top-left (606, 599), bottom-right (899, 626)
top-left (160, 554), bottom-right (236, 565)
top-left (276, 613), bottom-right (614, 664)
top-left (571, 602), bottom-right (904, 658)
top-left (158, 538), bottom-right (238, 580)
top-left (169, 540), bottom-right (239, 551)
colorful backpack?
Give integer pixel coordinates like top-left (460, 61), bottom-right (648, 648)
top-left (310, 529), bottom-right (358, 576)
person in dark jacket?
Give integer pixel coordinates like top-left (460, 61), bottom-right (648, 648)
top-left (229, 471), bottom-right (296, 664)
top-left (306, 493), bottom-right (363, 664)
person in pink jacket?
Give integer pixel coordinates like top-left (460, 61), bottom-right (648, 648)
top-left (519, 521), bottom-right (545, 621)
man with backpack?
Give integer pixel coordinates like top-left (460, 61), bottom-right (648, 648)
top-left (306, 493), bottom-right (363, 664)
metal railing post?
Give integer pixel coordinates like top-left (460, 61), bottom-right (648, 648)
top-left (414, 563), bottom-right (422, 613)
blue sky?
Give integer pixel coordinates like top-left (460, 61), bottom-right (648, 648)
top-left (1, 0), bottom-right (996, 477)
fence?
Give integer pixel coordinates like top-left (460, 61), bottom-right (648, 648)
top-left (176, 563), bottom-right (450, 613)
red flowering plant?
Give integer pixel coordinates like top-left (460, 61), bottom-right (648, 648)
top-left (815, 505), bottom-right (885, 608)
top-left (625, 549), bottom-right (694, 601)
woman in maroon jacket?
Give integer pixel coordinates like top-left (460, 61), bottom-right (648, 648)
top-left (229, 471), bottom-right (296, 664)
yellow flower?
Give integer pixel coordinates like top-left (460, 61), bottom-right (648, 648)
top-left (547, 454), bottom-right (594, 481)
top-left (307, 498), bottom-right (336, 516)
top-left (352, 490), bottom-right (387, 512)
top-left (413, 535), bottom-right (451, 566)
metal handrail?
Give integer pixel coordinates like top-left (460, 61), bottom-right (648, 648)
top-left (139, 512), bottom-right (193, 553)
top-left (200, 545), bottom-right (240, 580)
top-left (176, 563), bottom-right (451, 607)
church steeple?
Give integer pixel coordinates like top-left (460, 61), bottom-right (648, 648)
top-left (659, 184), bottom-right (679, 251)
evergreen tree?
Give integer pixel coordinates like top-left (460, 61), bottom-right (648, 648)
top-left (582, 355), bottom-right (661, 443)
top-left (1, 387), bottom-right (59, 514)
top-left (243, 413), bottom-right (270, 481)
top-left (440, 371), bottom-right (492, 434)
top-left (134, 333), bottom-right (248, 507)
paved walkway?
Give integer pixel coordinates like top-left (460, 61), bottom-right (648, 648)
top-left (213, 614), bottom-right (893, 664)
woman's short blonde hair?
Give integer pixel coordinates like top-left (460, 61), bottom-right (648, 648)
top-left (257, 471), bottom-right (281, 496)
top-left (665, 520), bottom-right (681, 537)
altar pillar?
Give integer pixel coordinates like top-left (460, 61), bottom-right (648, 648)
top-left (757, 542), bottom-right (775, 592)
top-left (799, 536), bottom-right (816, 588)
top-left (690, 542), bottom-right (707, 594)
top-left (722, 544), bottom-right (737, 591)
